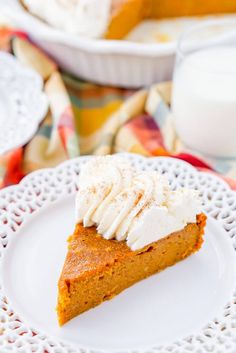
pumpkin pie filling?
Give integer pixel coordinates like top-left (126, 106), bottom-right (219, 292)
top-left (57, 213), bottom-right (206, 325)
top-left (22, 0), bottom-right (236, 39)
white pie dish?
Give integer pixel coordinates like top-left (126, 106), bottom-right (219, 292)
top-left (0, 0), bottom-right (177, 88)
top-left (0, 153), bottom-right (236, 353)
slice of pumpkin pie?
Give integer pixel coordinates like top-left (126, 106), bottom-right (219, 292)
top-left (57, 156), bottom-right (206, 325)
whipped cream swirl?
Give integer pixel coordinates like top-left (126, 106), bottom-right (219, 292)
top-left (76, 156), bottom-right (201, 250)
top-left (23, 0), bottom-right (111, 38)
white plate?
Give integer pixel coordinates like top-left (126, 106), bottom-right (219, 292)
top-left (0, 154), bottom-right (236, 353)
top-left (0, 52), bottom-right (48, 155)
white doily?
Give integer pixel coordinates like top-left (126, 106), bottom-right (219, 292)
top-left (0, 52), bottom-right (48, 155)
top-left (0, 154), bottom-right (236, 353)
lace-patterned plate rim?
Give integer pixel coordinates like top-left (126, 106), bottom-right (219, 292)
top-left (0, 153), bottom-right (236, 353)
top-left (0, 52), bottom-right (48, 155)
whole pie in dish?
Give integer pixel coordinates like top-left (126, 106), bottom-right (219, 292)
top-left (21, 0), bottom-right (236, 39)
top-left (57, 156), bottom-right (207, 325)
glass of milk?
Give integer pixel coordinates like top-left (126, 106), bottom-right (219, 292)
top-left (172, 20), bottom-right (236, 158)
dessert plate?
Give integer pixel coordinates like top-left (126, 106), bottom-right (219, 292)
top-left (0, 154), bottom-right (236, 353)
top-left (0, 52), bottom-right (48, 155)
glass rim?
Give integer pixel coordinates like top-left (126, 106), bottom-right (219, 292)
top-left (177, 18), bottom-right (236, 60)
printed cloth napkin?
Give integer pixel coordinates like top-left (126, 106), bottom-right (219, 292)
top-left (0, 27), bottom-right (236, 190)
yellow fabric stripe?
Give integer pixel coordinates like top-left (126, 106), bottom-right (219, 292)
top-left (73, 101), bottom-right (123, 136)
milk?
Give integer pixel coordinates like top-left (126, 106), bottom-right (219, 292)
top-left (172, 46), bottom-right (236, 157)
